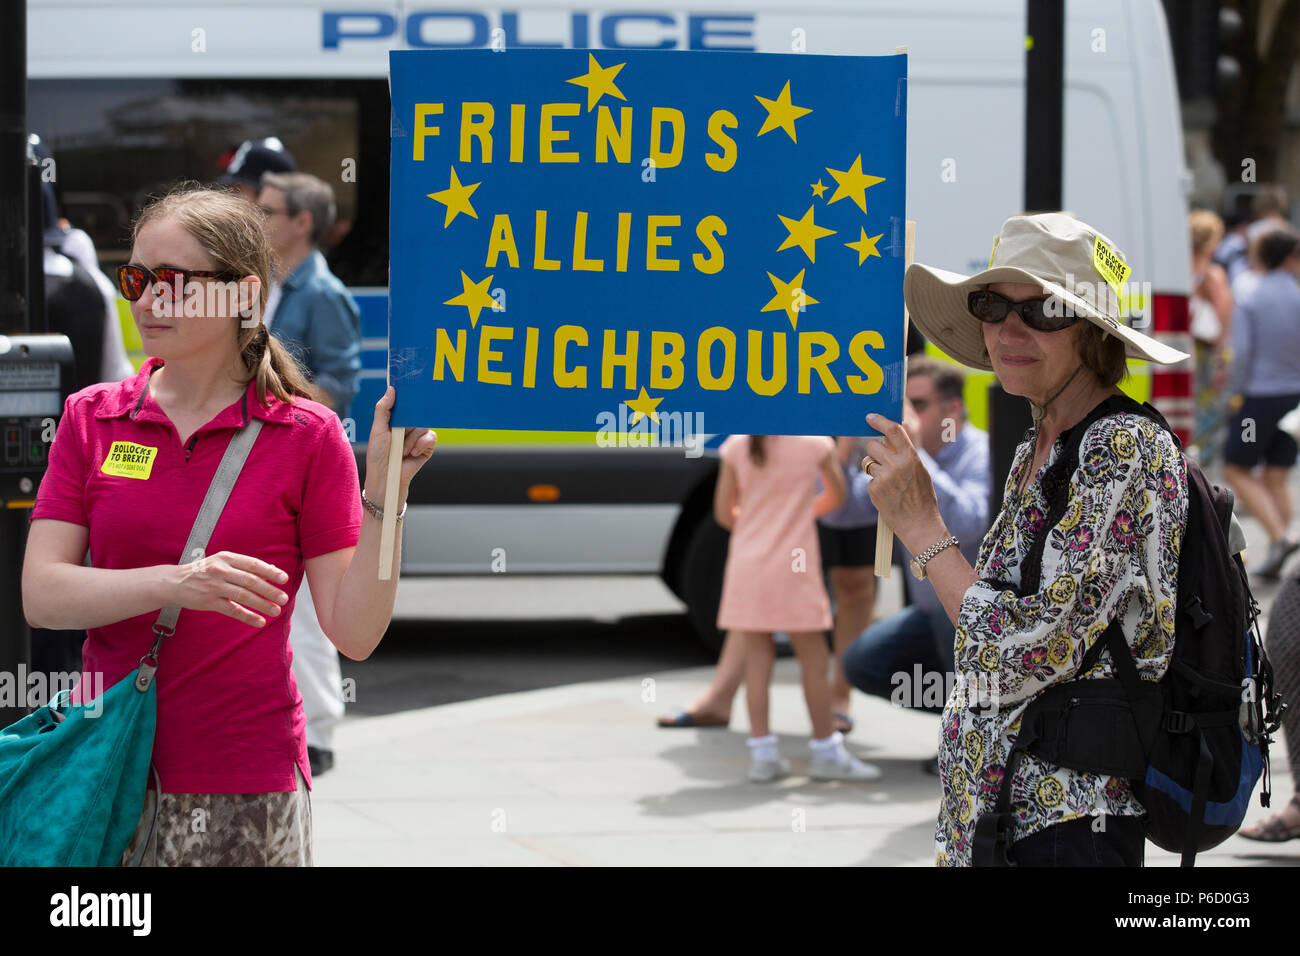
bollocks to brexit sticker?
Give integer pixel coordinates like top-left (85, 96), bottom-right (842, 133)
top-left (100, 441), bottom-right (158, 479)
top-left (1092, 237), bottom-right (1131, 295)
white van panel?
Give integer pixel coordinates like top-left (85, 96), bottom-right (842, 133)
top-left (402, 504), bottom-right (679, 573)
top-left (1063, 0), bottom-right (1190, 296)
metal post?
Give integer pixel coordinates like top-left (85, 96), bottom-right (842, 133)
top-left (1, 0), bottom-right (31, 728)
top-left (1, 0), bottom-right (29, 336)
top-left (1024, 0), bottom-right (1064, 213)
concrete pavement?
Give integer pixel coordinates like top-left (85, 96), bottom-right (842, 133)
top-left (313, 649), bottom-right (1296, 866)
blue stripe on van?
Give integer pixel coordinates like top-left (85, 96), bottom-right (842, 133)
top-left (354, 291), bottom-right (387, 340)
top-left (349, 290), bottom-right (388, 440)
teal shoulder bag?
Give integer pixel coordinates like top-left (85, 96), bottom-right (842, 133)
top-left (0, 419), bottom-right (262, 866)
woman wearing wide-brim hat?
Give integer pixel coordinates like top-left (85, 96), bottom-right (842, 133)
top-left (858, 213), bottom-right (1190, 866)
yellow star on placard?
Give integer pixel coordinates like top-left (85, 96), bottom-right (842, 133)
top-left (846, 228), bottom-right (885, 265)
top-left (754, 80), bottom-right (812, 143)
top-left (811, 179), bottom-right (827, 199)
top-left (777, 204), bottom-right (837, 263)
top-left (761, 269), bottom-right (818, 331)
top-left (625, 387), bottom-right (663, 425)
top-left (566, 53), bottom-right (627, 111)
top-left (825, 155), bottom-right (886, 214)
top-left (427, 167), bottom-right (480, 227)
top-left (444, 270), bottom-right (496, 327)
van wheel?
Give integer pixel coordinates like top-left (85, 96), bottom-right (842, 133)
top-left (679, 517), bottom-right (729, 655)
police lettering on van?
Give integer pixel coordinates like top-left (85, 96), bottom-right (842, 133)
top-left (322, 10), bottom-right (756, 51)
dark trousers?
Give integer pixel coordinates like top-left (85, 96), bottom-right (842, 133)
top-left (841, 606), bottom-right (956, 714)
top-left (1012, 815), bottom-right (1145, 867)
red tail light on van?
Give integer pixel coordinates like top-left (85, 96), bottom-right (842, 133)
top-left (1148, 292), bottom-right (1193, 447)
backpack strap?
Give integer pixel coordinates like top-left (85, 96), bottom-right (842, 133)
top-left (1018, 394), bottom-right (1157, 596)
top-left (125, 420), bottom-right (264, 868)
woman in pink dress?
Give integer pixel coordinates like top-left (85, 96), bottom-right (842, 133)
top-left (714, 435), bottom-right (882, 783)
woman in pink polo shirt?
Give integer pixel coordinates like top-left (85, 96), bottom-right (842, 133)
top-left (21, 186), bottom-right (436, 866)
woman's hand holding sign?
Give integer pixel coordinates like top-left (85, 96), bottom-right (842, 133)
top-left (309, 386), bottom-right (438, 659)
top-left (862, 412), bottom-right (977, 626)
top-left (365, 386), bottom-right (438, 509)
top-left (862, 412), bottom-right (945, 557)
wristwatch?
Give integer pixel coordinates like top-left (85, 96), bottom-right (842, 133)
top-left (910, 535), bottom-right (960, 580)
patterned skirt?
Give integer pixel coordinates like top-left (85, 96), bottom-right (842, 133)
top-left (119, 766), bottom-right (311, 867)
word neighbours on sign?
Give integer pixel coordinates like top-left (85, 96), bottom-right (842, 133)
top-left (388, 49), bottom-right (907, 435)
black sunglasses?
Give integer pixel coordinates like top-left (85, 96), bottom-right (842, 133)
top-left (967, 289), bottom-right (1078, 333)
top-left (116, 264), bottom-right (239, 302)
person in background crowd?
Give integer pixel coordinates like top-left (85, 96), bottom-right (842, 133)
top-left (1213, 207), bottom-right (1250, 284)
top-left (42, 203), bottom-right (106, 396)
top-left (219, 137), bottom-right (296, 204)
top-left (816, 437), bottom-right (880, 735)
top-left (258, 170), bottom-right (362, 776)
top-left (29, 138), bottom-right (135, 680)
top-left (1215, 185), bottom-right (1290, 286)
top-left (31, 171), bottom-right (116, 680)
top-left (713, 434), bottom-right (881, 783)
top-left (1188, 209), bottom-right (1234, 463)
top-left (841, 358), bottom-right (991, 774)
top-left (258, 172), bottom-right (361, 413)
top-left (31, 135), bottom-right (132, 384)
top-left (1222, 228), bottom-right (1300, 579)
top-left (1239, 569), bottom-right (1300, 841)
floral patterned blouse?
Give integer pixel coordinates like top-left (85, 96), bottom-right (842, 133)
top-left (934, 408), bottom-right (1188, 867)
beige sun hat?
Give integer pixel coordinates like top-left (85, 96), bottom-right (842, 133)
top-left (903, 213), bottom-right (1189, 371)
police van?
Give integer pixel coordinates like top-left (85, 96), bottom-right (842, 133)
top-left (28, 0), bottom-right (1193, 648)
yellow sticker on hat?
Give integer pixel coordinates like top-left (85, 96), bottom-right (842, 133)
top-left (989, 234), bottom-right (1000, 268)
top-left (1092, 237), bottom-right (1131, 294)
top-left (101, 441), bottom-right (158, 479)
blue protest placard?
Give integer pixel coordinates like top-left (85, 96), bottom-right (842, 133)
top-left (388, 48), bottom-right (906, 436)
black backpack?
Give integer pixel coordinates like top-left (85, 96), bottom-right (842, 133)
top-left (972, 394), bottom-right (1284, 867)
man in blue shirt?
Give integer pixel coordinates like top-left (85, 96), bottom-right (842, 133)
top-left (842, 358), bottom-right (991, 769)
top-left (259, 171), bottom-right (362, 775)
top-left (258, 171), bottom-right (361, 414)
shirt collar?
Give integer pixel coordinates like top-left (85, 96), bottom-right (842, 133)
top-left (95, 356), bottom-right (299, 427)
top-left (281, 250), bottom-right (322, 291)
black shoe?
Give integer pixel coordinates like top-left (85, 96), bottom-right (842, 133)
top-left (308, 746), bottom-right (335, 777)
top-left (921, 756), bottom-right (940, 776)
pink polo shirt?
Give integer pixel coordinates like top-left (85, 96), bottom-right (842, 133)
top-left (30, 357), bottom-right (363, 793)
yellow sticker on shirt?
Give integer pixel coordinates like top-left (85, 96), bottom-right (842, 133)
top-left (101, 441), bottom-right (158, 479)
top-left (1092, 237), bottom-right (1131, 294)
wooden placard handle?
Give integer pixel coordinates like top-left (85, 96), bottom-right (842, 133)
top-left (378, 426), bottom-right (405, 581)
top-left (874, 219), bottom-right (916, 578)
